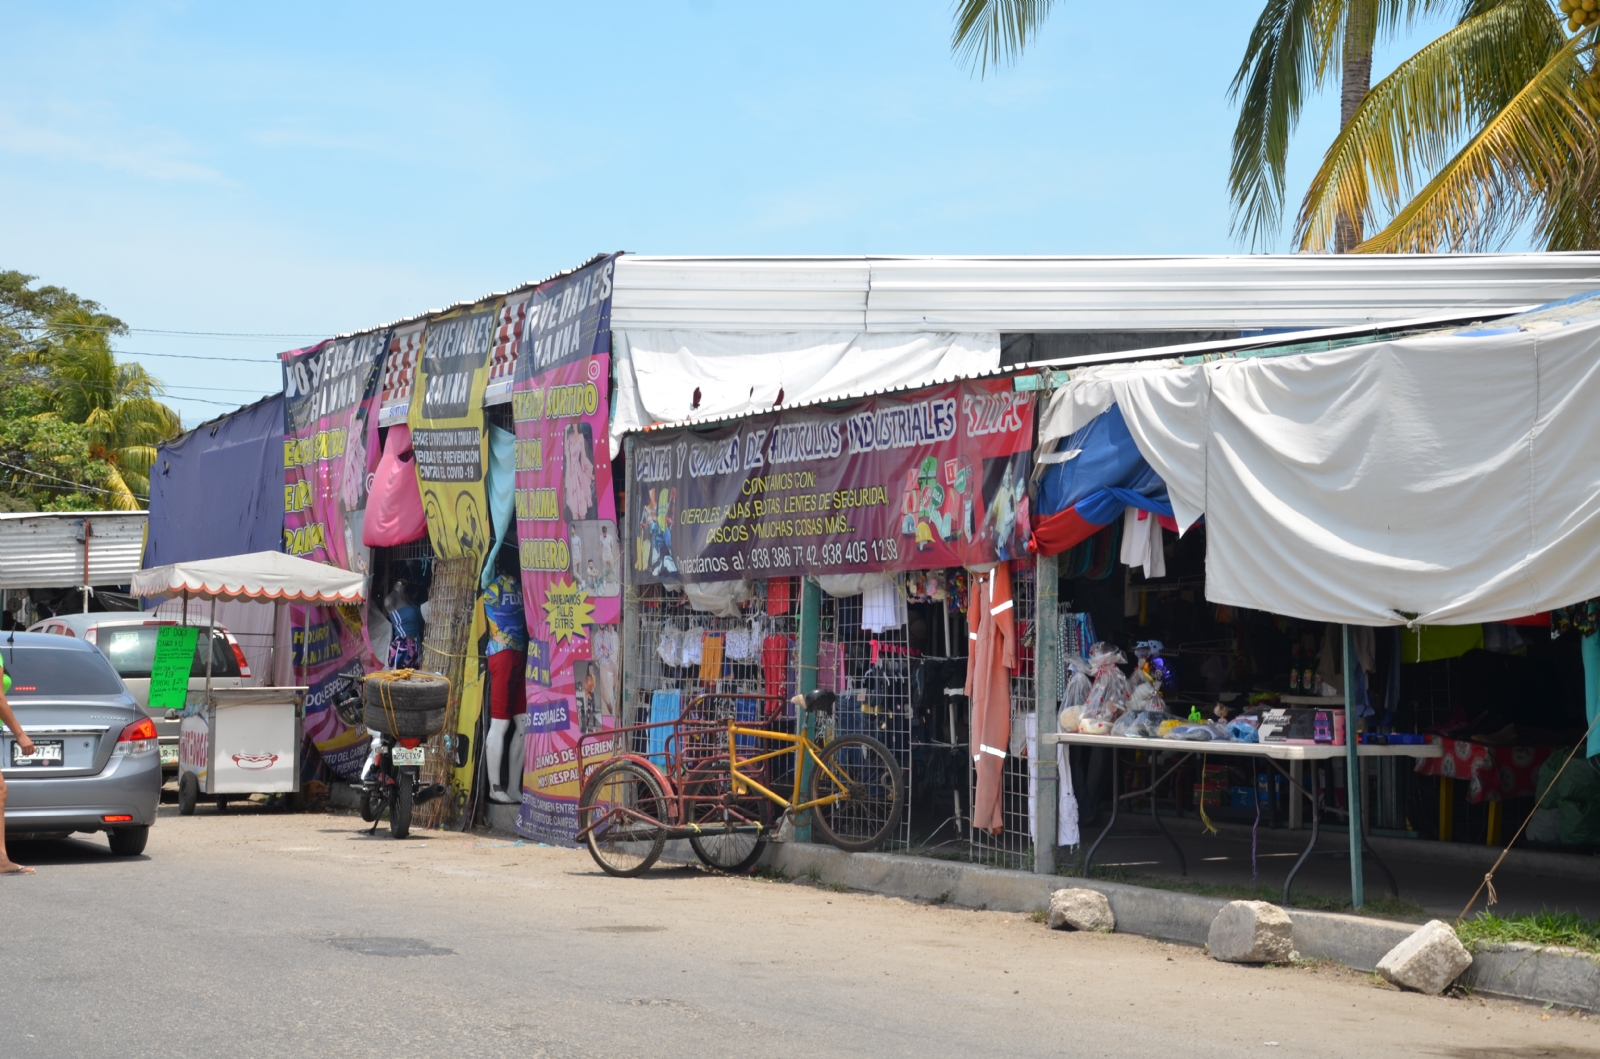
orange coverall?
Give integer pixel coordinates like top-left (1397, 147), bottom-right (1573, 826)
top-left (965, 562), bottom-right (1014, 835)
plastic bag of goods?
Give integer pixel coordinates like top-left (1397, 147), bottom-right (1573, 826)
top-left (1078, 643), bottom-right (1131, 733)
top-left (1059, 654), bottom-right (1091, 734)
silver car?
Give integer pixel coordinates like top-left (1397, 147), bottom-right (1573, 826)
top-left (28, 612), bottom-right (248, 777)
top-left (2, 632), bottom-right (162, 856)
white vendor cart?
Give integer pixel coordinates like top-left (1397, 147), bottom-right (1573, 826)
top-left (130, 552), bottom-right (366, 814)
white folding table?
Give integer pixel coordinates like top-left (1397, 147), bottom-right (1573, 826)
top-left (1043, 732), bottom-right (1442, 903)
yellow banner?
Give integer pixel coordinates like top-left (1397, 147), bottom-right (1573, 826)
top-left (409, 300), bottom-right (499, 563)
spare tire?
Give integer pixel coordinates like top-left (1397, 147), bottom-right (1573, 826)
top-left (365, 703), bottom-right (446, 739)
top-left (364, 672), bottom-right (449, 712)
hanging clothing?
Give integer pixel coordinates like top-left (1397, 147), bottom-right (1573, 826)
top-left (1118, 506), bottom-right (1166, 580)
top-left (862, 573), bottom-right (908, 633)
top-left (699, 633), bottom-right (725, 683)
top-left (1024, 713), bottom-right (1081, 848)
top-left (767, 578), bottom-right (793, 616)
top-left (966, 562), bottom-right (1015, 835)
top-left (1399, 623), bottom-right (1484, 663)
top-left (816, 641), bottom-right (846, 693)
top-left (762, 634), bottom-right (792, 701)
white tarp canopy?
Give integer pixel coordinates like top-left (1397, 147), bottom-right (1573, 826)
top-left (132, 551), bottom-right (365, 604)
top-left (610, 330), bottom-right (999, 455)
top-left (1039, 294), bottom-right (1600, 626)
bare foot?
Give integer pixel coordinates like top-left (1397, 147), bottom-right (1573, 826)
top-left (0, 862), bottom-right (35, 875)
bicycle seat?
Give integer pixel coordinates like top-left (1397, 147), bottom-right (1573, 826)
top-left (790, 689), bottom-right (837, 715)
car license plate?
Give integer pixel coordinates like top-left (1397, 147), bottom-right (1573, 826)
top-left (12, 740), bottom-right (64, 767)
top-left (391, 746), bottom-right (425, 767)
top-left (159, 744), bottom-right (179, 765)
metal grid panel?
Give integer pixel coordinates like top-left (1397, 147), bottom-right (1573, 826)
top-left (622, 580), bottom-right (803, 786)
top-left (818, 588), bottom-right (913, 851)
top-left (969, 561), bottom-right (1036, 870)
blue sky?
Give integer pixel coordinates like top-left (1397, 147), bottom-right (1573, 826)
top-left (2, 2), bottom-right (1470, 426)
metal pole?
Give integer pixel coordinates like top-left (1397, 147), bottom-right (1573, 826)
top-left (204, 597), bottom-right (217, 706)
top-left (794, 576), bottom-right (822, 843)
top-left (1034, 552), bottom-right (1059, 875)
top-left (1342, 623), bottom-right (1363, 909)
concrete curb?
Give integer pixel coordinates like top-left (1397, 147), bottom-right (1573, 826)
top-left (1465, 942), bottom-right (1600, 1010)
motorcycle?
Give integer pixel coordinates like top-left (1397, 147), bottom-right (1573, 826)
top-left (357, 726), bottom-right (446, 839)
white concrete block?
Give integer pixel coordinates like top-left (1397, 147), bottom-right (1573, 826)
top-left (1048, 888), bottom-right (1115, 932)
top-left (1207, 900), bottom-right (1295, 964)
top-left (1377, 920), bottom-right (1472, 995)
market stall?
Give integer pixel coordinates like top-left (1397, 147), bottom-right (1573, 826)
top-left (130, 552), bottom-right (365, 811)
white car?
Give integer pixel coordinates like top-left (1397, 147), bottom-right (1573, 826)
top-left (28, 612), bottom-right (249, 774)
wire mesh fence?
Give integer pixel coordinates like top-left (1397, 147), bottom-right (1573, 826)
top-left (968, 560), bottom-right (1037, 871)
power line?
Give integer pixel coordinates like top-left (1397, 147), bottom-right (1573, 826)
top-left (39, 322), bottom-right (323, 339)
top-left (115, 349), bottom-right (281, 363)
top-left (0, 458), bottom-right (147, 502)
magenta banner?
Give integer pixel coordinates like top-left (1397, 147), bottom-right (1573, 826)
top-left (510, 255), bottom-right (619, 844)
top-left (281, 332), bottom-right (388, 779)
top-left (627, 378), bottom-right (1036, 584)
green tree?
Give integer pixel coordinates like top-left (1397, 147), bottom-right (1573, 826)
top-left (33, 308), bottom-right (181, 510)
top-left (0, 273), bottom-right (180, 511)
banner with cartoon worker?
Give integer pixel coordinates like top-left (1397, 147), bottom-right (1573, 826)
top-left (409, 301), bottom-right (499, 565)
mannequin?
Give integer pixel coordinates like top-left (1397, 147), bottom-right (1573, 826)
top-left (482, 573), bottom-right (528, 804)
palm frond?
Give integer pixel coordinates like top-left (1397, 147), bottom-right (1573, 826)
top-left (1355, 28), bottom-right (1600, 251)
top-left (1229, 0), bottom-right (1344, 247)
top-left (950, 0), bottom-right (1057, 76)
top-left (1295, 0), bottom-right (1567, 250)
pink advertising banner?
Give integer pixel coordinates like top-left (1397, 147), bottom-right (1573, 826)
top-left (511, 255), bottom-right (619, 844)
top-left (281, 332), bottom-right (388, 779)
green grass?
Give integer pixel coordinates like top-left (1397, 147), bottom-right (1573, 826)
top-left (1081, 867), bottom-right (1426, 921)
top-left (1456, 910), bottom-right (1600, 955)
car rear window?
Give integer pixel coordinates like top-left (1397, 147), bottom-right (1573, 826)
top-left (95, 627), bottom-right (241, 680)
top-left (1, 644), bottom-right (126, 697)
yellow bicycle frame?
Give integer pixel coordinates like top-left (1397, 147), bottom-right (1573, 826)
top-left (721, 720), bottom-right (852, 815)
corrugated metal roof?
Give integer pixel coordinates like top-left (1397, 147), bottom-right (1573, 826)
top-left (612, 253), bottom-right (1600, 332)
top-left (0, 512), bottom-right (147, 590)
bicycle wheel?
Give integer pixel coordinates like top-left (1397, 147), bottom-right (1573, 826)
top-left (682, 755), bottom-right (770, 873)
top-left (578, 759), bottom-right (669, 877)
top-left (808, 735), bottom-right (903, 852)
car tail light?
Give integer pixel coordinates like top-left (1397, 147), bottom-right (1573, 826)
top-left (112, 716), bottom-right (159, 757)
top-left (84, 628), bottom-right (98, 645)
top-left (102, 815), bottom-right (134, 823)
top-left (228, 637), bottom-right (251, 678)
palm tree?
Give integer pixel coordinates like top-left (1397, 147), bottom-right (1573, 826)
top-left (956, 0), bottom-right (1600, 253)
top-left (34, 308), bottom-right (182, 510)
top-left (1295, 1), bottom-right (1600, 252)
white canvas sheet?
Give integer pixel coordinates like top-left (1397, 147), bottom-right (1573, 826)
top-left (610, 330), bottom-right (1000, 456)
top-left (1048, 308), bottom-right (1600, 626)
top-left (132, 551), bottom-right (366, 604)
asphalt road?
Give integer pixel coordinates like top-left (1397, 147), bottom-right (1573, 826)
top-left (4, 804), bottom-right (1597, 1059)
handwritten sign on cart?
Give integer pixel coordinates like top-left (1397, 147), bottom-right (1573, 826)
top-left (148, 625), bottom-right (200, 711)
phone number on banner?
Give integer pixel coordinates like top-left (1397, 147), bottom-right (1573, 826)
top-left (739, 537), bottom-right (900, 572)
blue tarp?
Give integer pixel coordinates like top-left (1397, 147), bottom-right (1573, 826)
top-left (145, 394), bottom-right (285, 567)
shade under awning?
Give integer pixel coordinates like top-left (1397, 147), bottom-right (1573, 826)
top-left (132, 552), bottom-right (365, 604)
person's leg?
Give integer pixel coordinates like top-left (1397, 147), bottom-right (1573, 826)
top-left (0, 772), bottom-right (33, 874)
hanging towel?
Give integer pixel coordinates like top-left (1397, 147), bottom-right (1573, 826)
top-left (762, 634), bottom-right (792, 701)
top-left (1119, 506), bottom-right (1166, 580)
top-left (646, 689), bottom-right (681, 767)
top-left (699, 633), bottom-right (725, 683)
